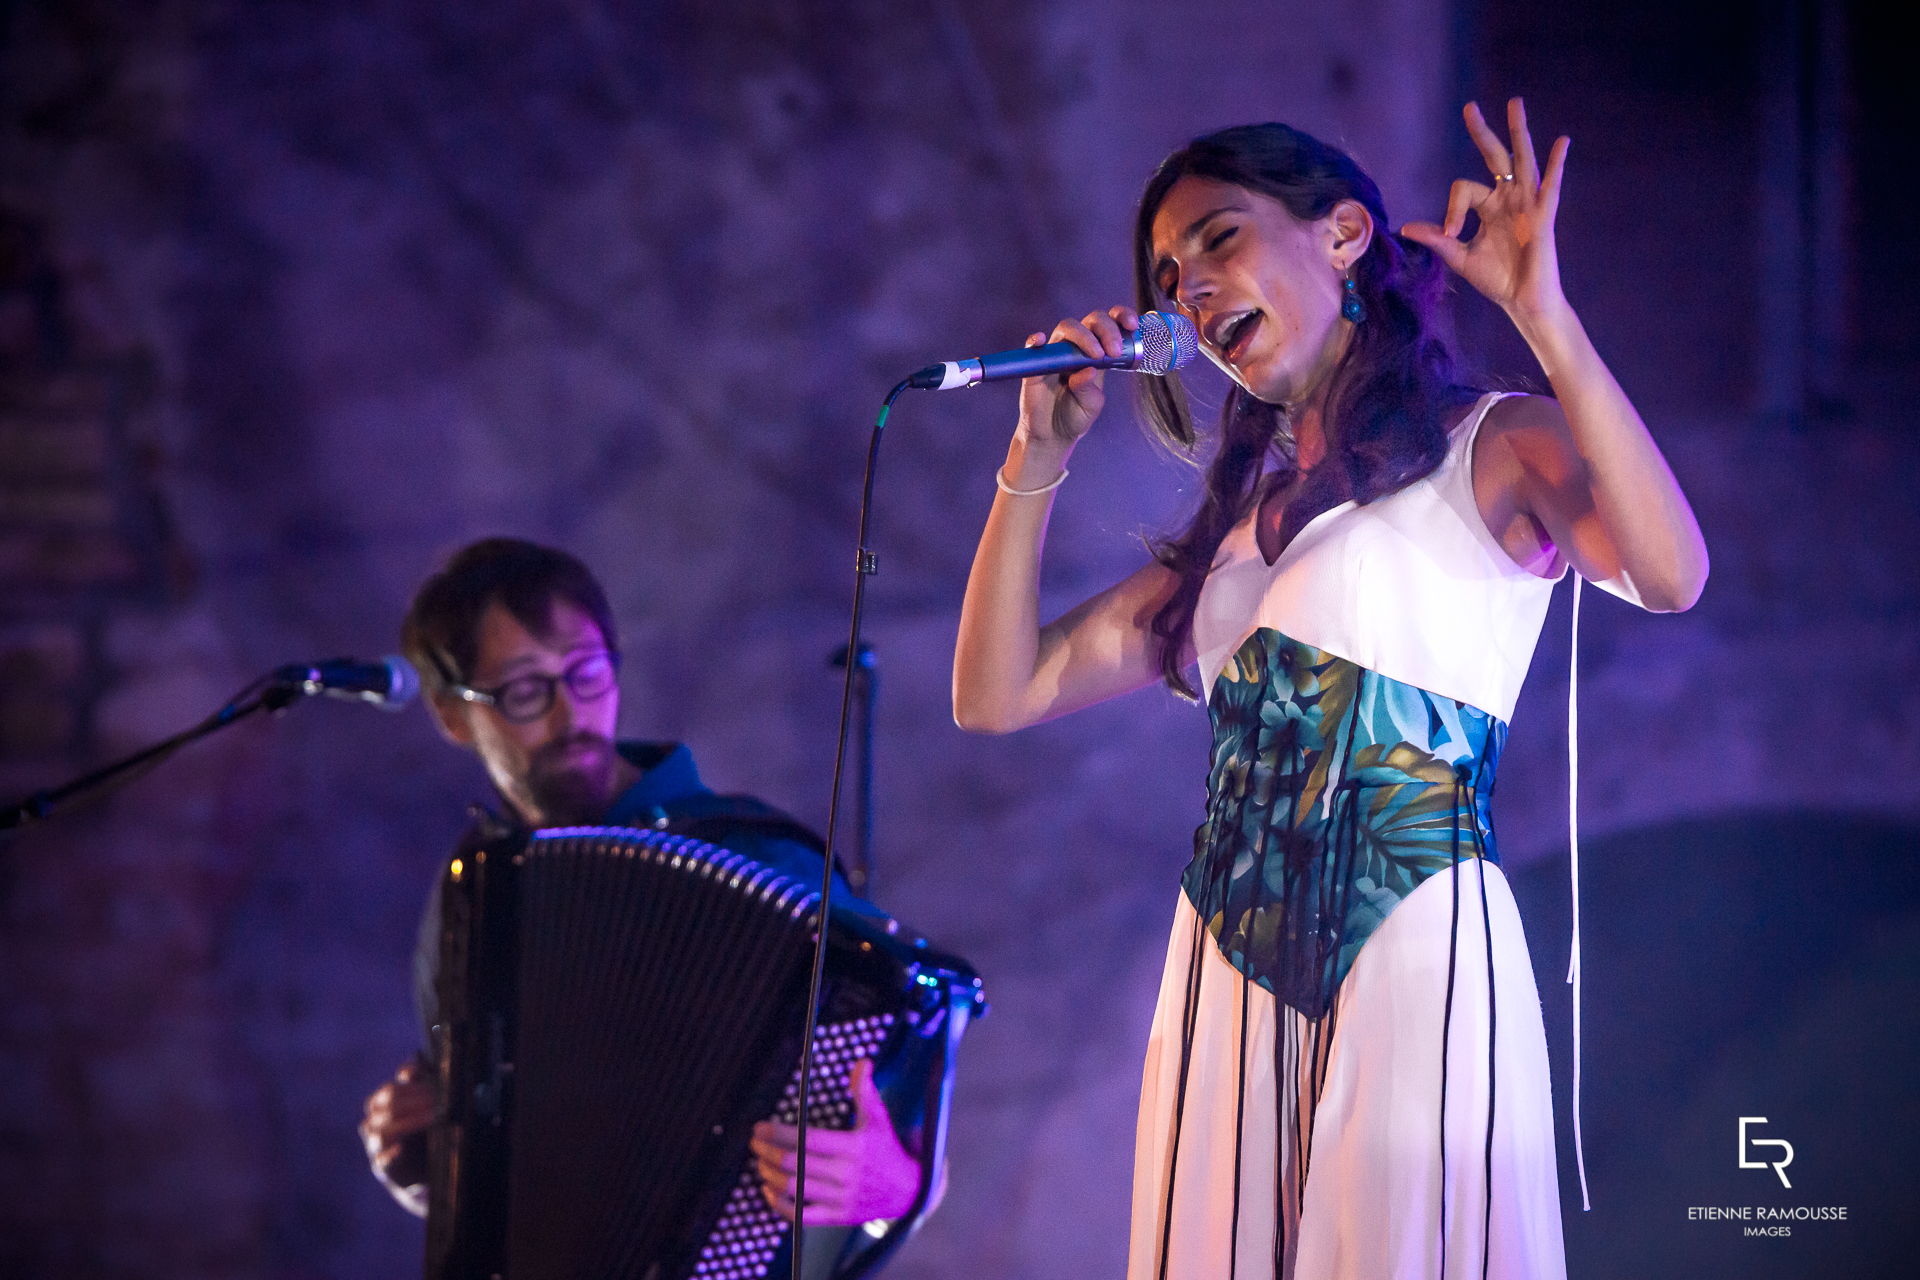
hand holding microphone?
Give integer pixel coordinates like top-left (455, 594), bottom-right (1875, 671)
top-left (908, 305), bottom-right (1198, 487)
top-left (1016, 306), bottom-right (1192, 454)
top-left (909, 307), bottom-right (1197, 394)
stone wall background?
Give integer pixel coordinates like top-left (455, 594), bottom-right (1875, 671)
top-left (1, 1), bottom-right (1913, 1277)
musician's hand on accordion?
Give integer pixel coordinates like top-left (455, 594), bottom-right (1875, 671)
top-left (359, 1056), bottom-right (436, 1217)
top-left (749, 1058), bottom-right (942, 1228)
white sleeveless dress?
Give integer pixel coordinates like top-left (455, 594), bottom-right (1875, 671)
top-left (1125, 392), bottom-right (1570, 1280)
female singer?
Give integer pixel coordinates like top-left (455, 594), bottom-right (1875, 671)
top-left (952, 100), bottom-right (1706, 1279)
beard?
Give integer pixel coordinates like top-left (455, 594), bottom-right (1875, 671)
top-left (525, 731), bottom-right (620, 826)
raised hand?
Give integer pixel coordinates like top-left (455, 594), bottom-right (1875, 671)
top-left (1401, 98), bottom-right (1570, 322)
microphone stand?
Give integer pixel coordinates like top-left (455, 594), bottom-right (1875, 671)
top-left (791, 377), bottom-right (909, 1280)
top-left (1, 676), bottom-right (306, 832)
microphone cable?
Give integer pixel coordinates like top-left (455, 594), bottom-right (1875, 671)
top-left (790, 376), bottom-right (914, 1279)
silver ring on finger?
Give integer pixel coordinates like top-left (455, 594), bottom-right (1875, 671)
top-left (1494, 172), bottom-right (1515, 183)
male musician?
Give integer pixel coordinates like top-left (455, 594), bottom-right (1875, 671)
top-left (359, 537), bottom-right (921, 1228)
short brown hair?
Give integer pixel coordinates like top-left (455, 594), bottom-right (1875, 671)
top-left (402, 538), bottom-right (619, 694)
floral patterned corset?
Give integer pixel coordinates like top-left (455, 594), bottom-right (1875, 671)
top-left (1183, 627), bottom-right (1507, 1019)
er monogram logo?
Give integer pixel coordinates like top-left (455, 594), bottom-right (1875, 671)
top-left (1739, 1116), bottom-right (1794, 1189)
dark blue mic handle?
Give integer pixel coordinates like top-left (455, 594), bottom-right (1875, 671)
top-left (910, 330), bottom-right (1144, 391)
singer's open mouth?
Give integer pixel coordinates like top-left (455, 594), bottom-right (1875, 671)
top-left (1220, 311), bottom-right (1262, 361)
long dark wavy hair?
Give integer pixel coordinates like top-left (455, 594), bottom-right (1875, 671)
top-left (1133, 123), bottom-right (1477, 700)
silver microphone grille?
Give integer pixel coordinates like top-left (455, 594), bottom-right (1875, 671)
top-left (1134, 310), bottom-right (1200, 376)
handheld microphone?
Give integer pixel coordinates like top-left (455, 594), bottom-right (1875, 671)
top-left (908, 309), bottom-right (1199, 391)
top-left (271, 656), bottom-right (420, 711)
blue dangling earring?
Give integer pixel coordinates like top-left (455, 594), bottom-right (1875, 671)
top-left (1341, 273), bottom-right (1366, 324)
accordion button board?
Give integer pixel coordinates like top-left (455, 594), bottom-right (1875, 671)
top-left (426, 824), bottom-right (986, 1280)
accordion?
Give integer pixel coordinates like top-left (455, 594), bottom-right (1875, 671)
top-left (424, 825), bottom-right (984, 1280)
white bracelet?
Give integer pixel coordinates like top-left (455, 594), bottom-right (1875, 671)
top-left (996, 464), bottom-right (1068, 496)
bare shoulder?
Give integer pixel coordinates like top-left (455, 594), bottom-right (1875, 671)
top-left (1465, 392), bottom-right (1573, 576)
top-left (1480, 390), bottom-right (1570, 442)
top-left (1473, 391), bottom-right (1578, 490)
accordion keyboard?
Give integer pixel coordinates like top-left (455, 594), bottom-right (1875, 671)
top-left (693, 1012), bottom-right (898, 1279)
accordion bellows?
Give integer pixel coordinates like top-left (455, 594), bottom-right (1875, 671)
top-left (427, 826), bottom-right (984, 1280)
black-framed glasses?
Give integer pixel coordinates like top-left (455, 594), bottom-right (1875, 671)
top-left (451, 650), bottom-right (621, 724)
